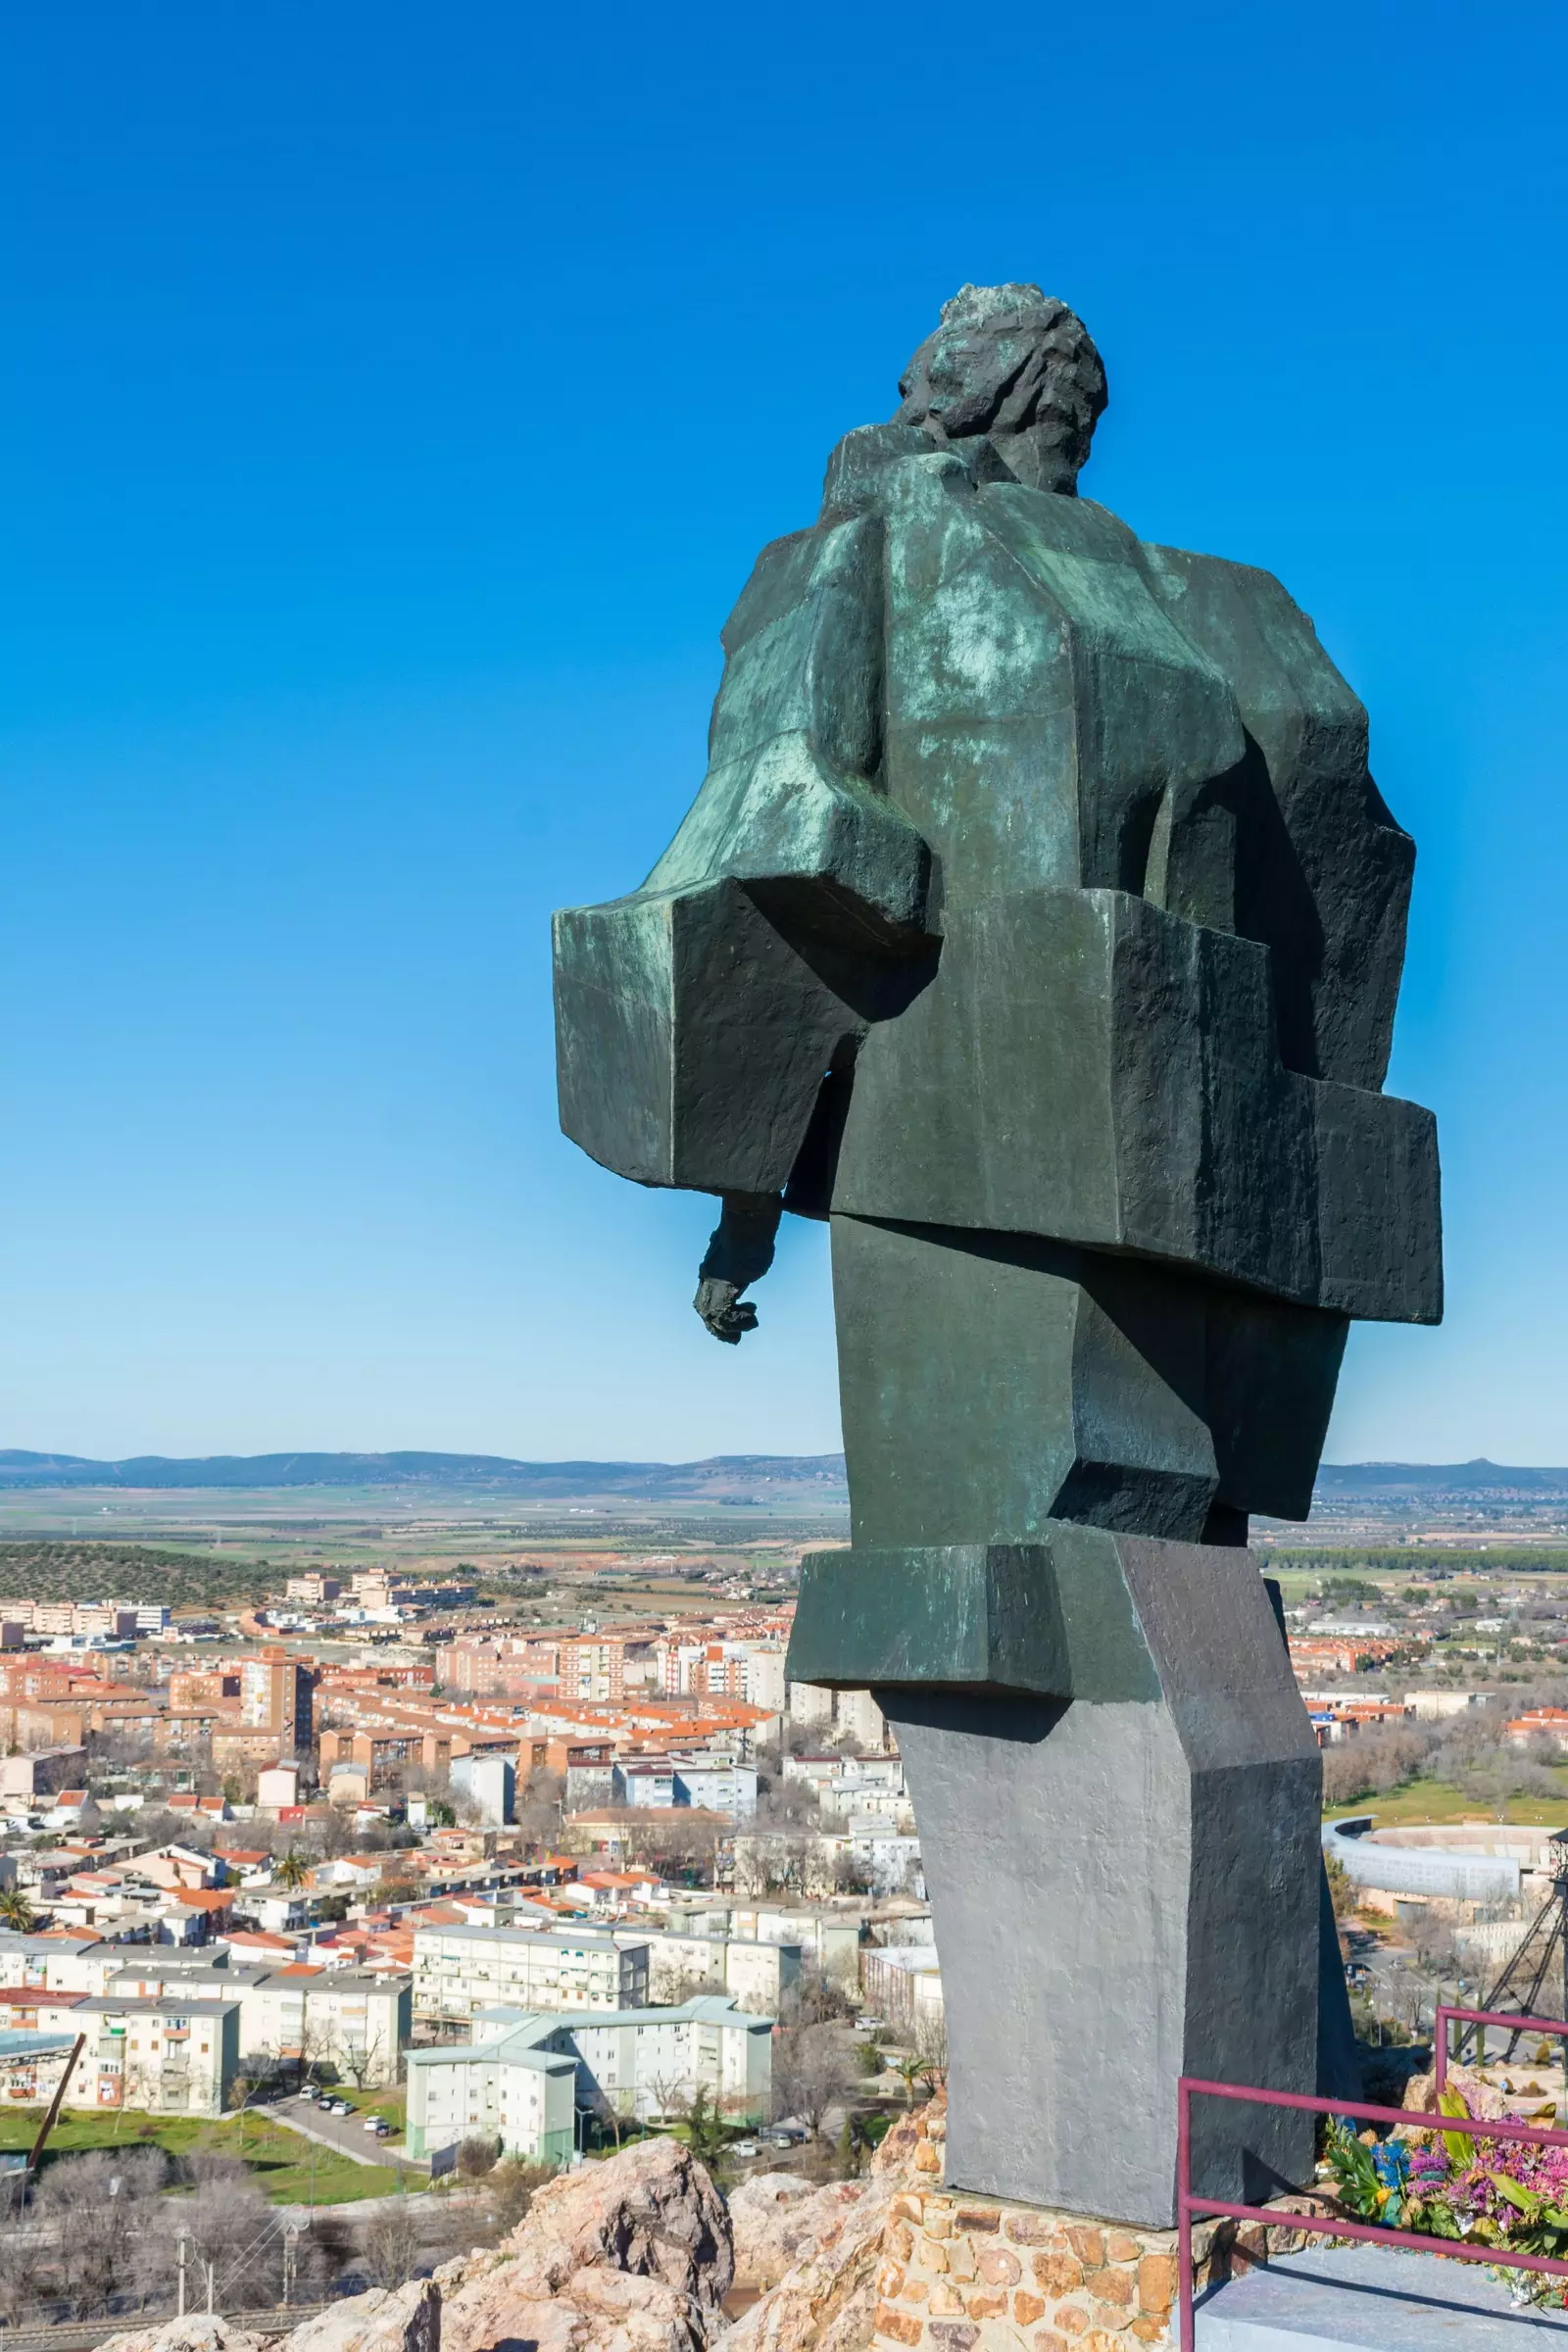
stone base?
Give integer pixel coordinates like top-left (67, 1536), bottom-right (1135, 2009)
top-left (871, 2182), bottom-right (1314, 2352)
top-left (873, 2179), bottom-right (1187, 2352)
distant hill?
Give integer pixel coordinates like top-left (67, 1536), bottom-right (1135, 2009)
top-left (1314, 1459), bottom-right (1568, 1497)
top-left (4, 1448), bottom-right (1561, 1507)
top-left (0, 1448), bottom-right (851, 1499)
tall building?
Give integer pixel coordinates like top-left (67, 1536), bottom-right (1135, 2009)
top-left (239, 1648), bottom-right (315, 1755)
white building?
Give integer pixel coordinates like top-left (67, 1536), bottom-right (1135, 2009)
top-left (405, 1994), bottom-right (773, 2162)
top-left (634, 1928), bottom-right (801, 2012)
top-left (413, 1923), bottom-right (649, 2023)
top-left (452, 1752), bottom-right (515, 1826)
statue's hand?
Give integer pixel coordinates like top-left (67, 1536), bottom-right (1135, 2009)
top-left (694, 1277), bottom-right (760, 1346)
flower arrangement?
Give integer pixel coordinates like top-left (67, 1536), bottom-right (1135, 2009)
top-left (1324, 2094), bottom-right (1568, 2308)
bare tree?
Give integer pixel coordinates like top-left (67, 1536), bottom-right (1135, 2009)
top-left (339, 2030), bottom-right (386, 2090)
top-left (141, 2155), bottom-right (277, 2311)
top-left (914, 2007), bottom-right (949, 2092)
top-left (363, 2196), bottom-right (420, 2289)
top-left (35, 2147), bottom-right (168, 2317)
top-left (771, 2023), bottom-right (854, 2141)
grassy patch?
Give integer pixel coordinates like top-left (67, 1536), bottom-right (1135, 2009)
top-left (1325, 1775), bottom-right (1568, 1827)
top-left (0, 2106), bottom-right (404, 2202)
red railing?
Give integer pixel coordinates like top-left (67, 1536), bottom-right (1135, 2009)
top-left (1178, 2010), bottom-right (1568, 2352)
top-left (1436, 2003), bottom-right (1568, 2093)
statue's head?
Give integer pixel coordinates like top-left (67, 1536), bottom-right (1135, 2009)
top-left (895, 283), bottom-right (1107, 494)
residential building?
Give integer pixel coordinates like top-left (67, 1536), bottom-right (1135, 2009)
top-left (236, 1968), bottom-right (409, 2085)
top-left (285, 1576), bottom-right (342, 1605)
top-left (239, 1648), bottom-right (315, 1754)
top-left (404, 1994), bottom-right (773, 2160)
top-left (412, 1924), bottom-right (649, 2023)
top-left (637, 1929), bottom-right (800, 2013)
top-left (256, 1761), bottom-right (301, 1809)
top-left (452, 1752), bottom-right (514, 1827)
top-left (859, 1944), bottom-right (944, 2034)
top-left (70, 1993), bottom-right (241, 2115)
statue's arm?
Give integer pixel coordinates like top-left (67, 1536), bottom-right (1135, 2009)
top-left (554, 508), bottom-right (935, 1341)
top-left (693, 1192), bottom-right (784, 1344)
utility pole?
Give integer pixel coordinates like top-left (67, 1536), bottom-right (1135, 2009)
top-left (206, 2260), bottom-right (216, 2316)
top-left (177, 2235), bottom-right (187, 2318)
top-left (283, 2225), bottom-right (299, 2307)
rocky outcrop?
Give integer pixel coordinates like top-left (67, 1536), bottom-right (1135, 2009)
top-left (437, 2134), bottom-right (732, 2352)
top-left (722, 2101), bottom-right (941, 2352)
top-left (285, 2282), bottom-right (440, 2352)
top-left (100, 2139), bottom-right (732, 2352)
top-left (94, 2322), bottom-right (278, 2352)
top-left (729, 2175), bottom-right (869, 2292)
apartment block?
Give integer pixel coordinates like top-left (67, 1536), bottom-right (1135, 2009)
top-left (240, 1648), bottom-right (315, 1753)
top-left (404, 1993), bottom-right (773, 2160)
top-left (71, 1993), bottom-right (241, 2115)
top-left (412, 1924), bottom-right (649, 2023)
top-left (639, 1929), bottom-right (801, 2013)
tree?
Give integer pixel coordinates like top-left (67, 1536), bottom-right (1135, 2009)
top-left (457, 2135), bottom-right (500, 2179)
top-left (771, 2023), bottom-right (854, 2140)
top-left (35, 2147), bottom-right (168, 2317)
top-left (889, 2049), bottom-right (925, 2107)
top-left (274, 1846), bottom-right (310, 1892)
top-left (669, 2085), bottom-right (728, 2170)
top-left (364, 2194), bottom-right (420, 2289)
top-left (487, 2158), bottom-right (554, 2231)
top-left (913, 2007), bottom-right (949, 2093)
top-left (0, 1885), bottom-right (36, 1933)
top-left (339, 2031), bottom-right (386, 2090)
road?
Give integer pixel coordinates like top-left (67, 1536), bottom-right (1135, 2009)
top-left (268, 2093), bottom-right (423, 2178)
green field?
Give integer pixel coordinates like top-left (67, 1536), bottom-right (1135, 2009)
top-left (0, 2107), bottom-right (405, 2202)
top-left (1326, 1773), bottom-right (1568, 1827)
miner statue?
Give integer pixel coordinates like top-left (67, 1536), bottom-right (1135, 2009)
top-left (553, 284), bottom-right (1441, 2224)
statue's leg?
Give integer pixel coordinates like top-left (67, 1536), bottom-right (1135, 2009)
top-left (790, 1214), bottom-right (1324, 2223)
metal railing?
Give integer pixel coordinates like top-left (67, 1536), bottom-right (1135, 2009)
top-left (1178, 2010), bottom-right (1568, 2352)
top-left (1436, 2001), bottom-right (1568, 2090)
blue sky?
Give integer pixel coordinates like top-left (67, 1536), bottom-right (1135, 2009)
top-left (1, 2), bottom-right (1564, 1466)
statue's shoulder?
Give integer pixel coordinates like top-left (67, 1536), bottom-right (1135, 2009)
top-left (1137, 540), bottom-right (1365, 727)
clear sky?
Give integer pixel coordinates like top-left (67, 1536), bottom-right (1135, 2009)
top-left (2, 3), bottom-right (1564, 1467)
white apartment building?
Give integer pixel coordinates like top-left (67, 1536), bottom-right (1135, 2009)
top-left (413, 1924), bottom-right (649, 2023)
top-left (236, 1968), bottom-right (409, 2085)
top-left (405, 1994), bottom-right (773, 2162)
top-left (104, 1956), bottom-right (411, 2087)
top-left (70, 1993), bottom-right (241, 2116)
top-left (635, 1929), bottom-right (801, 2012)
top-left (0, 1932), bottom-right (122, 1995)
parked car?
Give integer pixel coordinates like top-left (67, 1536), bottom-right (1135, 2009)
top-left (330, 2099), bottom-right (353, 2116)
top-left (731, 2139), bottom-right (759, 2158)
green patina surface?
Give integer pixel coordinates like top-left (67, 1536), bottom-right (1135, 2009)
top-left (788, 1529), bottom-right (1162, 1698)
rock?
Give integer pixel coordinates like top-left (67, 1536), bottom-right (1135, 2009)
top-left (95, 2322), bottom-right (274, 2352)
top-left (722, 2097), bottom-right (943, 2352)
top-left (1401, 2064), bottom-right (1509, 2122)
top-left (728, 2176), bottom-right (874, 2291)
top-left (440, 2136), bottom-right (732, 2352)
top-left (285, 2281), bottom-right (440, 2352)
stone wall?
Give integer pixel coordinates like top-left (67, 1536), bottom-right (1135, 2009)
top-left (866, 2096), bottom-right (1297, 2352)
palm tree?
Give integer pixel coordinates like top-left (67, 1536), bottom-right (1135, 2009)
top-left (0, 1886), bottom-right (36, 1933)
top-left (890, 2049), bottom-right (925, 2108)
top-left (274, 1846), bottom-right (310, 1892)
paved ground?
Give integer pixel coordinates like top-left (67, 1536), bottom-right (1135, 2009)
top-left (269, 2092), bottom-right (423, 2177)
top-left (1197, 2241), bottom-right (1568, 2347)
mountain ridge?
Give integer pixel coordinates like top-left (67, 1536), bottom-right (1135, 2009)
top-left (0, 1449), bottom-right (1562, 1496)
